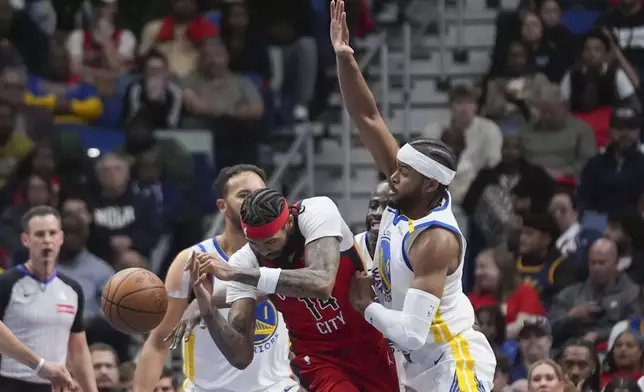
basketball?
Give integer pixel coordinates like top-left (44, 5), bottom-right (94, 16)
top-left (101, 268), bottom-right (168, 334)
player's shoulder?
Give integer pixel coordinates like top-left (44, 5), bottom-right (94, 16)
top-left (228, 244), bottom-right (258, 267)
top-left (56, 271), bottom-right (84, 296)
top-left (354, 231), bottom-right (366, 244)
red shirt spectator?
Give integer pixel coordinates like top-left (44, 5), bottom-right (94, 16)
top-left (601, 330), bottom-right (644, 388)
top-left (468, 246), bottom-right (546, 339)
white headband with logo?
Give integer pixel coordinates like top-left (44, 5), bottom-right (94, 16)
top-left (397, 144), bottom-right (456, 185)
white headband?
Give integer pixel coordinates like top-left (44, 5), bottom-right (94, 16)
top-left (397, 144), bottom-right (456, 185)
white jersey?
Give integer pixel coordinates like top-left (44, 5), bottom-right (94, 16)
top-left (182, 237), bottom-right (296, 392)
top-left (372, 192), bottom-right (495, 392)
top-left (353, 231), bottom-right (374, 271)
top-left (355, 231), bottom-right (406, 392)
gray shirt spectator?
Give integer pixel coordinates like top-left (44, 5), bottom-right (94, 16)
top-left (518, 85), bottom-right (597, 178)
top-left (548, 238), bottom-right (641, 345)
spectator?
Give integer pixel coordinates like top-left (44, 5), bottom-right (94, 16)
top-left (0, 103), bottom-right (33, 190)
top-left (138, 0), bottom-right (219, 77)
top-left (549, 238), bottom-right (640, 345)
top-left (606, 377), bottom-right (642, 392)
top-left (517, 84), bottom-right (597, 180)
top-left (516, 213), bottom-right (574, 306)
top-left (65, 0), bottom-right (136, 96)
top-left (556, 339), bottom-right (601, 392)
top-left (493, 354), bottom-right (511, 392)
top-left (579, 105), bottom-right (644, 214)
top-left (561, 32), bottom-right (639, 148)
top-left (509, 319), bottom-right (553, 385)
top-left (0, 174), bottom-right (53, 256)
top-left (25, 43), bottom-right (103, 125)
top-left (604, 211), bottom-right (644, 284)
top-left (0, 0), bottom-right (49, 73)
top-left (220, 0), bottom-right (271, 85)
top-left (482, 40), bottom-right (550, 130)
top-left (59, 196), bottom-right (112, 282)
top-left (89, 153), bottom-right (161, 269)
top-left (423, 84), bottom-right (503, 205)
top-left (56, 213), bottom-right (113, 324)
top-left (476, 306), bottom-right (519, 363)
top-left (521, 11), bottom-right (570, 82)
top-left (0, 67), bottom-right (55, 144)
top-left (247, 0), bottom-right (317, 120)
top-left (117, 109), bottom-right (194, 193)
top-left (537, 0), bottom-right (577, 72)
top-left (463, 133), bottom-right (556, 248)
top-left (562, 32), bottom-right (639, 114)
top-left (183, 38), bottom-right (264, 170)
top-left (595, 0), bottom-right (644, 68)
top-left (90, 343), bottom-right (121, 390)
top-left (155, 367), bottom-right (178, 392)
top-left (122, 49), bottom-right (183, 129)
top-left (548, 189), bottom-right (602, 269)
top-left (527, 359), bottom-right (571, 392)
top-left (601, 330), bottom-right (644, 387)
top-left (118, 361), bottom-right (135, 390)
top-left (469, 246), bottom-right (546, 339)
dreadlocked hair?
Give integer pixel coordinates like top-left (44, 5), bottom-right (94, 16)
top-left (407, 137), bottom-right (458, 207)
top-left (240, 188), bottom-right (302, 226)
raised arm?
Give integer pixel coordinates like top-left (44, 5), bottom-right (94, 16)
top-left (349, 228), bottom-right (457, 352)
top-left (331, 0), bottom-right (399, 176)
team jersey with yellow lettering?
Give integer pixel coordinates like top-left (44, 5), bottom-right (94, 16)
top-left (372, 192), bottom-right (496, 392)
top-left (182, 238), bottom-right (295, 392)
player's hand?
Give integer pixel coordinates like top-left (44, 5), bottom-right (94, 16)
top-left (194, 253), bottom-right (235, 281)
top-left (349, 271), bottom-right (376, 315)
top-left (38, 360), bottom-right (74, 391)
top-left (188, 253), bottom-right (216, 316)
top-left (330, 0), bottom-right (354, 57)
top-left (165, 298), bottom-right (205, 350)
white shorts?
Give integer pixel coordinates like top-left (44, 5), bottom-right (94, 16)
top-left (403, 329), bottom-right (495, 392)
top-left (183, 378), bottom-right (299, 392)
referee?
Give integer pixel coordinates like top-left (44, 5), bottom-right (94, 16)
top-left (0, 206), bottom-right (98, 392)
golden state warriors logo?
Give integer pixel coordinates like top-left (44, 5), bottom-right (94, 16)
top-left (254, 300), bottom-right (279, 354)
top-left (376, 232), bottom-right (392, 301)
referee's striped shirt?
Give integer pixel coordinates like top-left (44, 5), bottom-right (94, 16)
top-left (0, 264), bottom-right (84, 385)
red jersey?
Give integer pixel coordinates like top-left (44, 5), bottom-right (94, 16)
top-left (262, 244), bottom-right (385, 354)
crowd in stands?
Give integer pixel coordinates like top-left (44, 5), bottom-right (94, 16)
top-left (422, 0), bottom-right (644, 391)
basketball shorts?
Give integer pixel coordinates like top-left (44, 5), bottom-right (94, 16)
top-left (183, 377), bottom-right (299, 392)
top-left (291, 338), bottom-right (399, 392)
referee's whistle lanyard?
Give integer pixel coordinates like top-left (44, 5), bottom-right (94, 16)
top-left (23, 261), bottom-right (52, 292)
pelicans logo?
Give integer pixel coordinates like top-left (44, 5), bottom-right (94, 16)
top-left (375, 232), bottom-right (392, 301)
top-left (254, 300), bottom-right (279, 353)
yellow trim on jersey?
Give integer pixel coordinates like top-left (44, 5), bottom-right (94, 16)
top-left (183, 332), bottom-right (195, 381)
top-left (182, 378), bottom-right (191, 390)
top-left (352, 242), bottom-right (369, 272)
top-left (408, 219), bottom-right (415, 233)
top-left (432, 308), bottom-right (478, 391)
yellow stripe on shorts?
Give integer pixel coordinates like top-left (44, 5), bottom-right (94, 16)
top-left (432, 308), bottom-right (477, 391)
top-left (183, 331), bottom-right (195, 381)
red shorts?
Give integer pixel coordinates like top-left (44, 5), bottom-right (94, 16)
top-left (290, 338), bottom-right (399, 392)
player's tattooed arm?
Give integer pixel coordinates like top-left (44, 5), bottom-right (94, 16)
top-left (231, 236), bottom-right (341, 299)
top-left (200, 298), bottom-right (256, 370)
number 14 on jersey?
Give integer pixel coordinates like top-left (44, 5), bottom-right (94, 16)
top-left (299, 296), bottom-right (346, 335)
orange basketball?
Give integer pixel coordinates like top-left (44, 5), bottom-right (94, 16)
top-left (101, 268), bottom-right (168, 334)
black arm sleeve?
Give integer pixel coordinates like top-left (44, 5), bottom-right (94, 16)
top-left (57, 273), bottom-right (85, 333)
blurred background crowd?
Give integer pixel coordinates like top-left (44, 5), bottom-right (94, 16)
top-left (2, 0), bottom-right (644, 391)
